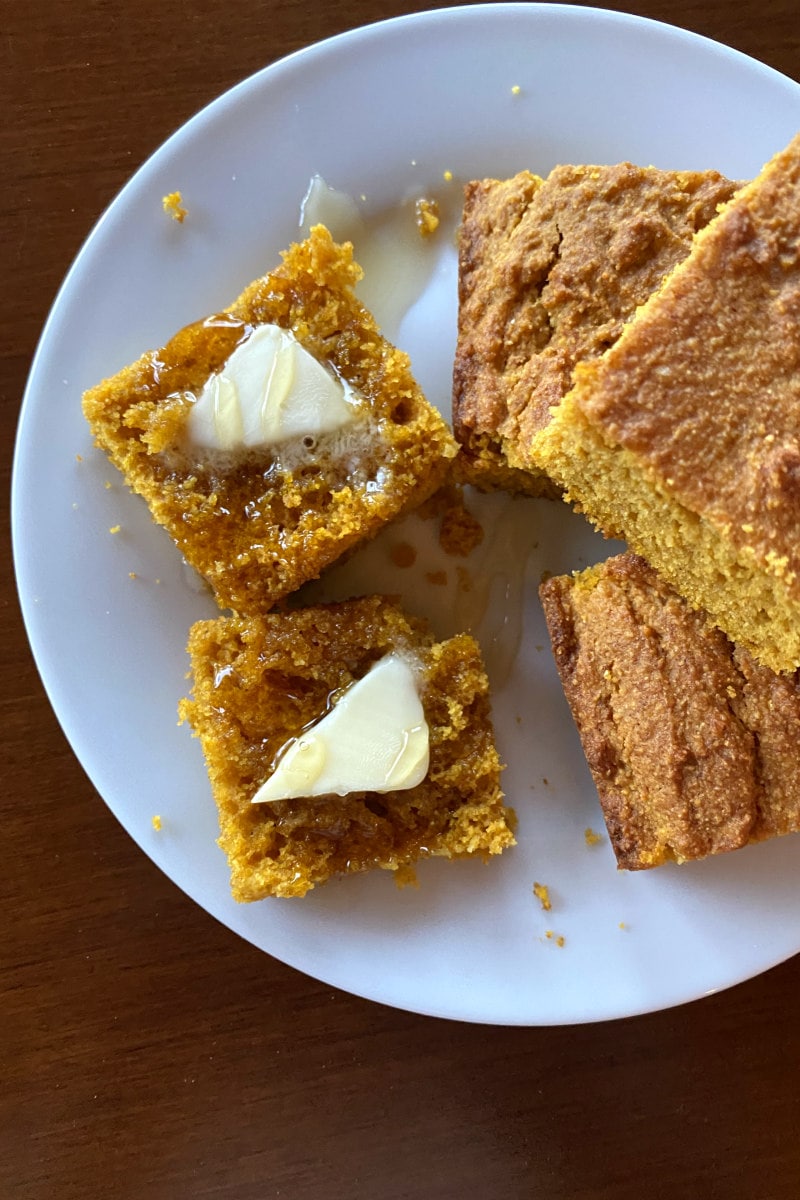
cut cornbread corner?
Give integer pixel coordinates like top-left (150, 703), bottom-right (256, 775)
top-left (179, 595), bottom-right (514, 900)
top-left (540, 553), bottom-right (800, 869)
top-left (453, 162), bottom-right (736, 496)
top-left (83, 225), bottom-right (458, 614)
top-left (532, 135), bottom-right (800, 672)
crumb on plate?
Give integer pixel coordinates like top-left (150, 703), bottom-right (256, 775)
top-left (439, 499), bottom-right (484, 558)
top-left (415, 197), bottom-right (440, 237)
top-left (162, 190), bottom-right (187, 223)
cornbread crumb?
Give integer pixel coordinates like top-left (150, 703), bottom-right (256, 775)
top-left (415, 197), bottom-right (440, 237)
top-left (511, 85), bottom-right (521, 95)
top-left (109, 525), bottom-right (121, 534)
top-left (619, 922), bottom-right (628, 931)
top-left (544, 930), bottom-right (565, 946)
top-left (75, 453), bottom-right (83, 463)
top-left (151, 814), bottom-right (162, 831)
top-left (128, 572), bottom-right (138, 580)
top-left (439, 499), bottom-right (484, 557)
top-left (162, 191), bottom-right (187, 223)
top-left (443, 170), bottom-right (453, 183)
top-left (584, 827), bottom-right (603, 847)
top-left (533, 881), bottom-right (552, 911)
top-left (179, 596), bottom-right (514, 900)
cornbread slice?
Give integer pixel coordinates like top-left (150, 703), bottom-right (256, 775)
top-left (83, 225), bottom-right (457, 614)
top-left (453, 163), bottom-right (736, 495)
top-left (532, 135), bottom-right (800, 672)
top-left (179, 596), bottom-right (514, 899)
top-left (540, 554), bottom-right (800, 869)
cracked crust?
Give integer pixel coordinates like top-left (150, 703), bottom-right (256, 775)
top-left (540, 554), bottom-right (800, 869)
top-left (533, 134), bottom-right (800, 672)
top-left (453, 164), bottom-right (737, 494)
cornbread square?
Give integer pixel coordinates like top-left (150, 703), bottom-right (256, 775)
top-left (179, 595), bottom-right (514, 899)
top-left (532, 135), bottom-right (800, 672)
top-left (453, 164), bottom-right (736, 495)
top-left (83, 225), bottom-right (457, 614)
top-left (540, 554), bottom-right (800, 869)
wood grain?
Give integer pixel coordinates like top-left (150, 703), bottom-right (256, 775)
top-left (4, 3), bottom-right (800, 1197)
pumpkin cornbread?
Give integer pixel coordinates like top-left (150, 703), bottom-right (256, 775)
top-left (453, 163), bottom-right (736, 494)
top-left (540, 554), bottom-right (800, 869)
top-left (179, 596), bottom-right (514, 900)
top-left (532, 135), bottom-right (800, 672)
top-left (83, 225), bottom-right (457, 614)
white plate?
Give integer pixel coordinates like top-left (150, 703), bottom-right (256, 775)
top-left (13, 4), bottom-right (800, 1025)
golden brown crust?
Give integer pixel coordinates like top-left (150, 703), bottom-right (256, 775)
top-left (732, 646), bottom-right (800, 840)
top-left (83, 226), bottom-right (457, 614)
top-left (534, 136), bottom-right (800, 671)
top-left (179, 595), bottom-right (514, 899)
top-left (453, 164), bottom-right (736, 495)
top-left (540, 554), bottom-right (800, 869)
top-left (568, 145), bottom-right (800, 573)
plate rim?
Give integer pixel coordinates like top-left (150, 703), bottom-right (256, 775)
top-left (12, 2), bottom-right (800, 1026)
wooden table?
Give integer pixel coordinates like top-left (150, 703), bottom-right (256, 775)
top-left (5, 3), bottom-right (800, 1196)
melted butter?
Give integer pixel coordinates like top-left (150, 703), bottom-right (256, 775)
top-left (185, 323), bottom-right (358, 452)
top-left (251, 653), bottom-right (429, 803)
top-left (299, 491), bottom-right (537, 689)
top-left (452, 493), bottom-right (538, 688)
top-left (299, 174), bottom-right (459, 344)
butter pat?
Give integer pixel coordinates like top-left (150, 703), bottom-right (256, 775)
top-left (251, 653), bottom-right (429, 803)
top-left (187, 323), bottom-right (357, 451)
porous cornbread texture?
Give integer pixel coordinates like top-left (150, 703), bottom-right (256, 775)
top-left (532, 136), bottom-right (800, 672)
top-left (540, 554), bottom-right (800, 869)
top-left (180, 596), bottom-right (514, 899)
top-left (453, 164), bottom-right (736, 495)
top-left (83, 226), bottom-right (458, 614)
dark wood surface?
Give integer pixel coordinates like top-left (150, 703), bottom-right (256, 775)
top-left (4, 3), bottom-right (800, 1197)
